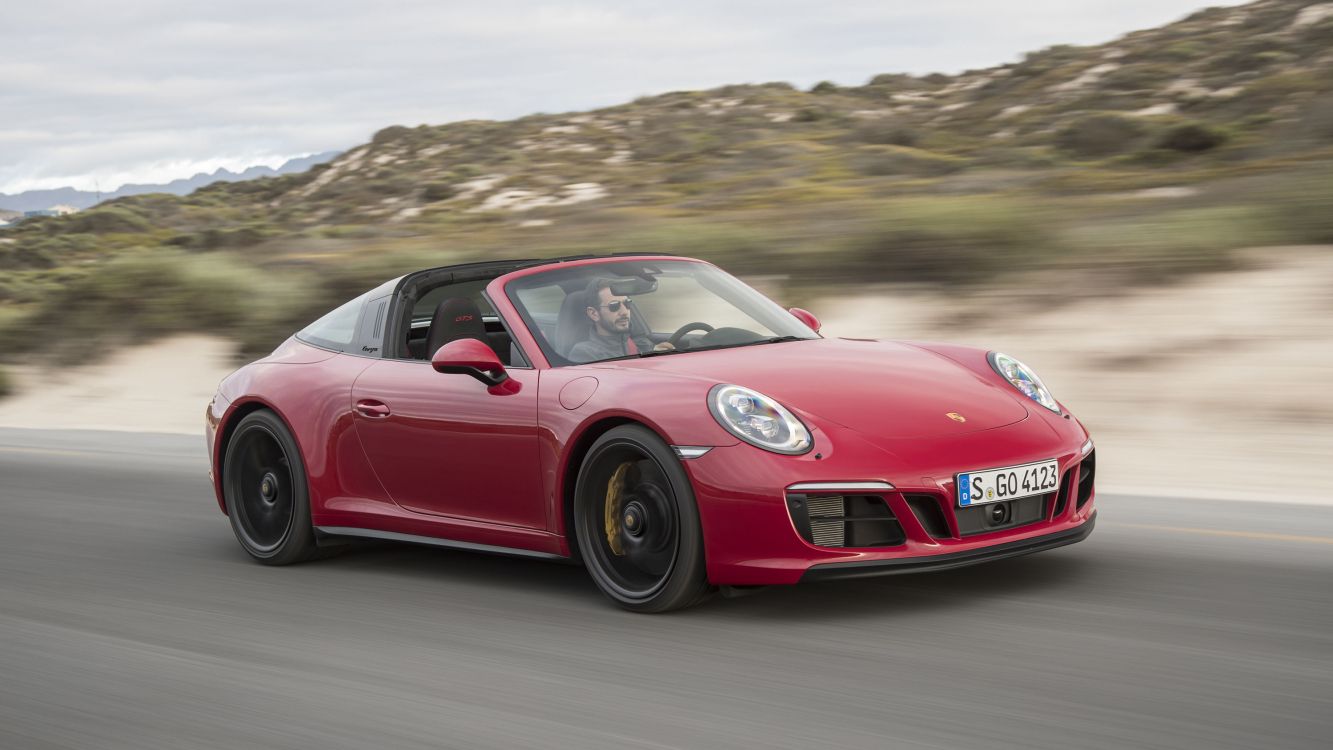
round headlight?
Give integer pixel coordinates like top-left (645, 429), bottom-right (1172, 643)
top-left (988, 352), bottom-right (1061, 413)
top-left (708, 384), bottom-right (812, 455)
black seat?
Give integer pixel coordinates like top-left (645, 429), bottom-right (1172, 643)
top-left (553, 291), bottom-right (592, 358)
top-left (425, 297), bottom-right (488, 358)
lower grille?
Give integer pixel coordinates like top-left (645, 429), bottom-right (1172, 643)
top-left (955, 493), bottom-right (1049, 536)
top-left (1051, 469), bottom-right (1074, 519)
top-left (787, 493), bottom-right (905, 548)
top-left (903, 494), bottom-right (951, 539)
top-left (1077, 450), bottom-right (1096, 510)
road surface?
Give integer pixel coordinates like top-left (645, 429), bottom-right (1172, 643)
top-left (1, 428), bottom-right (1329, 749)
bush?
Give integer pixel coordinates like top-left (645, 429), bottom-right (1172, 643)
top-left (421, 182), bottom-right (457, 202)
top-left (0, 365), bottom-right (11, 398)
top-left (1157, 123), bottom-right (1228, 152)
top-left (830, 198), bottom-right (1049, 285)
top-left (1261, 169), bottom-right (1333, 244)
top-left (809, 81), bottom-right (839, 95)
top-left (1062, 206), bottom-right (1269, 283)
top-left (63, 206), bottom-right (152, 234)
top-left (852, 121), bottom-right (919, 146)
top-left (851, 146), bottom-right (966, 177)
top-left (17, 251), bottom-right (316, 360)
top-left (1055, 114), bottom-right (1145, 158)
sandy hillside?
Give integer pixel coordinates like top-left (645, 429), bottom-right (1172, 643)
top-left (1, 249), bottom-right (1329, 502)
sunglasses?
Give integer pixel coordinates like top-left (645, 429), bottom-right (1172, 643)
top-left (592, 298), bottom-right (631, 313)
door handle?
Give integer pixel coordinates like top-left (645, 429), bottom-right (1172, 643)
top-left (355, 399), bottom-right (391, 418)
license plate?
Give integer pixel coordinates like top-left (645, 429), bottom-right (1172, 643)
top-left (957, 459), bottom-right (1059, 507)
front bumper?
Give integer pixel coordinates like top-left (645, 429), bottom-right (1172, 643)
top-left (684, 416), bottom-right (1097, 586)
top-left (800, 512), bottom-right (1095, 582)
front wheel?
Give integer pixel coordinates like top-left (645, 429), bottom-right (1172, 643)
top-left (573, 425), bottom-right (712, 612)
top-left (222, 409), bottom-right (320, 565)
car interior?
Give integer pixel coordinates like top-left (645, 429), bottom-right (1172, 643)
top-left (399, 277), bottom-right (528, 367)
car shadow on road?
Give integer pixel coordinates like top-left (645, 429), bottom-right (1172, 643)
top-left (309, 539), bottom-right (1096, 618)
top-left (709, 551), bottom-right (1097, 622)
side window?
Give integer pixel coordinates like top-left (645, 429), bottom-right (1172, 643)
top-left (297, 293), bottom-right (369, 351)
top-left (399, 280), bottom-right (529, 367)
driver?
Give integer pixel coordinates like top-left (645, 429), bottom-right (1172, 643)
top-left (568, 278), bottom-right (674, 362)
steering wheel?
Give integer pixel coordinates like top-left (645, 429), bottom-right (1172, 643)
top-left (667, 322), bottom-right (714, 348)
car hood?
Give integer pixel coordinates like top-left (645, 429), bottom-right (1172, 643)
top-left (609, 337), bottom-right (1029, 439)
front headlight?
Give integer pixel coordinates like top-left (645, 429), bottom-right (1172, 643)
top-left (988, 352), bottom-right (1061, 414)
top-left (708, 384), bottom-right (812, 455)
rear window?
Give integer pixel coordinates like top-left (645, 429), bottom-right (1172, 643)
top-left (296, 293), bottom-right (368, 351)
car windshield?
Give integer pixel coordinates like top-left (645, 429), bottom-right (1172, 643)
top-left (505, 259), bottom-right (819, 366)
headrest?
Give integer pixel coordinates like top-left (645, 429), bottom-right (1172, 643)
top-left (426, 297), bottom-right (487, 358)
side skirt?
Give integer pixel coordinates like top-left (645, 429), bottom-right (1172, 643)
top-left (314, 526), bottom-right (571, 561)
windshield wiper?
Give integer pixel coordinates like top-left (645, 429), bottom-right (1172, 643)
top-left (636, 346), bottom-right (691, 358)
top-left (636, 335), bottom-right (808, 358)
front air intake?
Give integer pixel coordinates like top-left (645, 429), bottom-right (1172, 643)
top-left (1076, 450), bottom-right (1096, 510)
top-left (1051, 469), bottom-right (1073, 519)
top-left (903, 494), bottom-right (951, 539)
top-left (786, 494), bottom-right (905, 548)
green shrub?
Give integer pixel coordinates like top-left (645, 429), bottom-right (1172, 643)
top-left (1157, 123), bottom-right (1229, 152)
top-left (1261, 169), bottom-right (1333, 244)
top-left (1062, 206), bottom-right (1269, 282)
top-left (371, 125), bottom-right (413, 145)
top-left (809, 81), bottom-right (839, 95)
top-left (1102, 63), bottom-right (1174, 91)
top-left (851, 146), bottom-right (966, 177)
top-left (852, 121), bottom-right (919, 146)
top-left (793, 107), bottom-right (826, 122)
top-left (64, 206), bottom-right (152, 234)
top-left (830, 198), bottom-right (1049, 285)
top-left (0, 365), bottom-right (11, 398)
top-left (18, 251), bottom-right (315, 360)
top-left (1055, 114), bottom-right (1146, 158)
top-left (421, 182), bottom-right (457, 202)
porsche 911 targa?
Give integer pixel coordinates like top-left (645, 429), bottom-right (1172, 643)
top-left (207, 254), bottom-right (1096, 612)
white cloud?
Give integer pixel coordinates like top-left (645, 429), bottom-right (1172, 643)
top-left (0, 0), bottom-right (1249, 193)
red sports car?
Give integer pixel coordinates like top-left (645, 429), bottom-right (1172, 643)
top-left (207, 254), bottom-right (1096, 612)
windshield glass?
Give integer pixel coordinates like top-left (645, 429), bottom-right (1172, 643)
top-left (505, 259), bottom-right (819, 365)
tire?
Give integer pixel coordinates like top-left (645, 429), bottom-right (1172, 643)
top-left (573, 425), bottom-right (713, 612)
top-left (222, 409), bottom-right (321, 565)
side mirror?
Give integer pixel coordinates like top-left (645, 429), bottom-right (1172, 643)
top-left (431, 339), bottom-right (510, 388)
top-left (788, 307), bottom-right (821, 333)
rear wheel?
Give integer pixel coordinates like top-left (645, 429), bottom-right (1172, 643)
top-left (574, 425), bottom-right (712, 612)
top-left (222, 410), bottom-right (320, 565)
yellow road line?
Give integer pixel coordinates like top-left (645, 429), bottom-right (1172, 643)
top-left (1105, 522), bottom-right (1333, 546)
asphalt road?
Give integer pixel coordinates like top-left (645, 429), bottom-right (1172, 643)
top-left (1, 428), bottom-right (1330, 750)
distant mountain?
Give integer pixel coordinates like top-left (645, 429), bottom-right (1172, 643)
top-left (0, 151), bottom-right (342, 213)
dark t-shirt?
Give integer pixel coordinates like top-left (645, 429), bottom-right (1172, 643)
top-left (567, 332), bottom-right (654, 362)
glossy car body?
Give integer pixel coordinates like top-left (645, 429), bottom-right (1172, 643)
top-left (207, 254), bottom-right (1095, 590)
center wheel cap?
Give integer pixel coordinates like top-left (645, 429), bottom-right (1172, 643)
top-left (623, 500), bottom-right (647, 538)
top-left (259, 472), bottom-right (279, 504)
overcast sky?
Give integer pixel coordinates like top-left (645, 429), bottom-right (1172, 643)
top-left (0, 0), bottom-right (1246, 193)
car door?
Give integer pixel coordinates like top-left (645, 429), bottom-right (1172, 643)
top-left (350, 359), bottom-right (545, 530)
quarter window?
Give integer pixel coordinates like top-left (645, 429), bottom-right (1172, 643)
top-left (297, 293), bottom-right (368, 351)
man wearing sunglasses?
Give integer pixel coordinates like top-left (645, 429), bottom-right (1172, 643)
top-left (568, 278), bottom-right (674, 362)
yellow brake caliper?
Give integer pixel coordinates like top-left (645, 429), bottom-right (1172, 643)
top-left (604, 462), bottom-right (633, 556)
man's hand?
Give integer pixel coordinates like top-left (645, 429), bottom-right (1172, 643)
top-left (653, 342), bottom-right (675, 351)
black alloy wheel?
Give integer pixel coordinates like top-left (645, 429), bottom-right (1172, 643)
top-left (574, 425), bottom-right (711, 612)
top-left (222, 410), bottom-right (320, 565)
